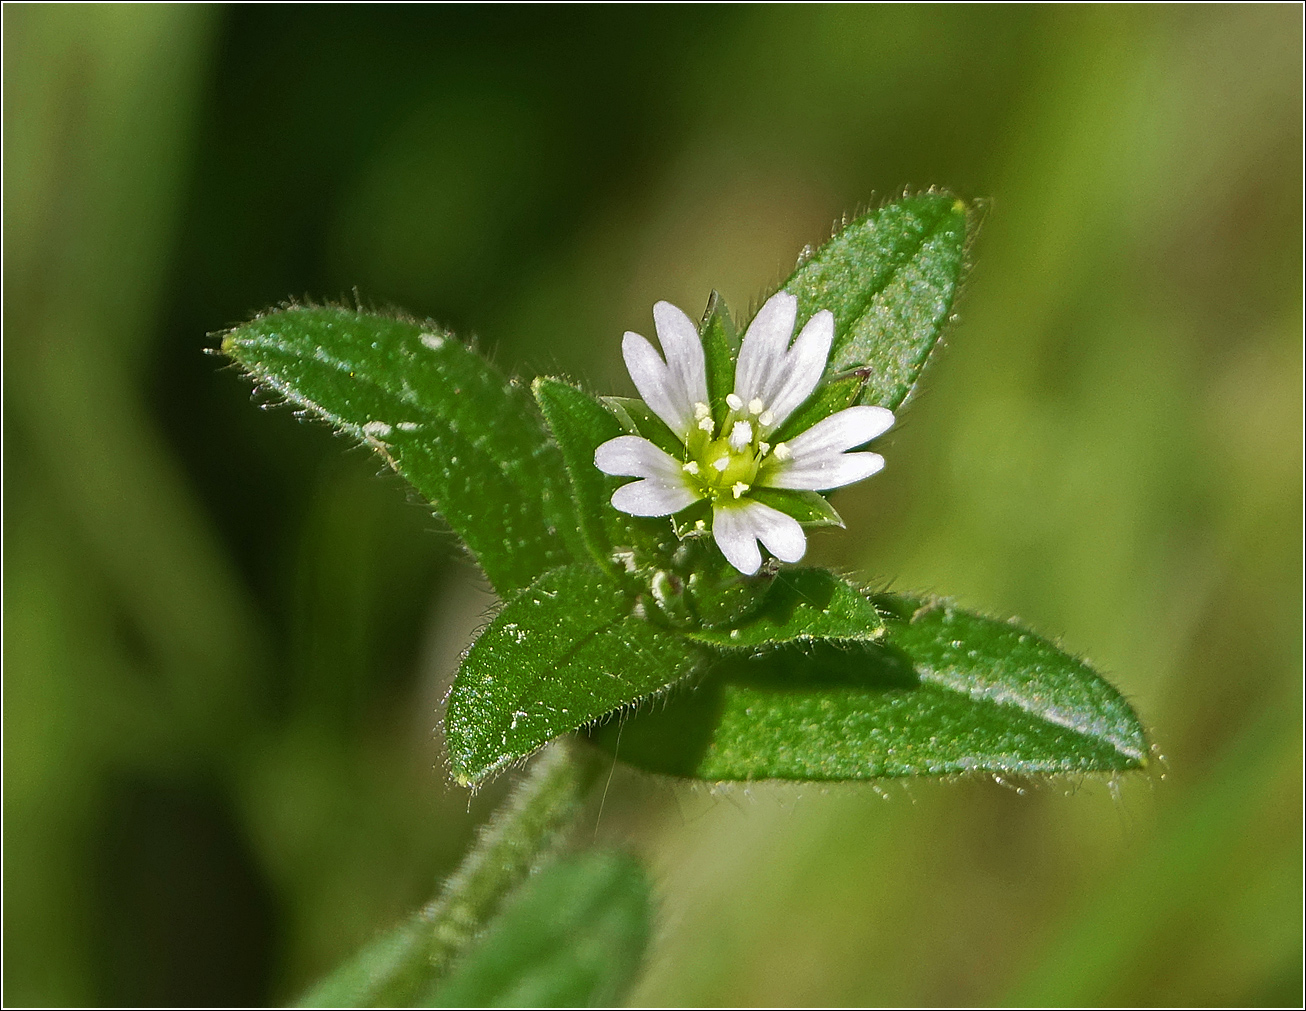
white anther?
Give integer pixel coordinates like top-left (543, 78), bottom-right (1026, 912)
top-left (773, 442), bottom-right (791, 461)
top-left (682, 461), bottom-right (700, 475)
top-left (728, 420), bottom-right (753, 451)
top-left (758, 442), bottom-right (771, 455)
top-left (712, 455), bottom-right (730, 472)
top-left (748, 397), bottom-right (765, 415)
top-left (726, 393), bottom-right (744, 411)
top-left (693, 401), bottom-right (711, 420)
top-left (731, 481), bottom-right (750, 499)
top-left (694, 519), bottom-right (707, 531)
top-left (758, 409), bottom-right (775, 427)
top-left (697, 415), bottom-right (716, 434)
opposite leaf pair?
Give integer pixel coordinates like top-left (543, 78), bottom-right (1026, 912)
top-left (222, 191), bottom-right (1148, 788)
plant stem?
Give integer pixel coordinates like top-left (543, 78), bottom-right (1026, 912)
top-left (423, 737), bottom-right (601, 975)
top-left (298, 737), bottom-right (602, 1007)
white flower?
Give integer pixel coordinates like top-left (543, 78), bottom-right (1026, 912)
top-left (594, 292), bottom-right (894, 576)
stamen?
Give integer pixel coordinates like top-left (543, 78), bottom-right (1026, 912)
top-left (726, 393), bottom-right (744, 411)
top-left (712, 455), bottom-right (730, 472)
top-left (728, 420), bottom-right (753, 451)
top-left (773, 442), bottom-right (791, 461)
top-left (731, 481), bottom-right (750, 499)
top-left (748, 397), bottom-right (765, 415)
top-left (697, 415), bottom-right (715, 434)
top-left (693, 402), bottom-right (711, 420)
top-left (682, 461), bottom-right (700, 475)
top-left (758, 441), bottom-right (771, 455)
top-left (758, 409), bottom-right (774, 427)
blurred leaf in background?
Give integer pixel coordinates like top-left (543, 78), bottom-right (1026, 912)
top-left (3, 5), bottom-right (1300, 1007)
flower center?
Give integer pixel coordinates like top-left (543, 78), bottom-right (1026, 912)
top-left (682, 400), bottom-right (788, 502)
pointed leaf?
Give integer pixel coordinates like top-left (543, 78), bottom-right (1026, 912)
top-left (589, 593), bottom-right (1148, 780)
top-left (223, 305), bottom-right (579, 593)
top-left (781, 192), bottom-right (973, 410)
top-left (446, 563), bottom-right (704, 785)
top-left (685, 569), bottom-right (880, 648)
top-left (425, 851), bottom-right (651, 1008)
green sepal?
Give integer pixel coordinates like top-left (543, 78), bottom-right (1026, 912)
top-left (698, 290), bottom-right (739, 427)
top-left (600, 396), bottom-right (684, 459)
top-left (747, 487), bottom-right (845, 528)
top-left (677, 540), bottom-right (772, 629)
top-left (684, 568), bottom-right (881, 649)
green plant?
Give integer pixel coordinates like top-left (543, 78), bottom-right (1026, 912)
top-left (222, 191), bottom-right (1148, 1006)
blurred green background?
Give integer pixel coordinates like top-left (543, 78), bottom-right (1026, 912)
top-left (4, 5), bottom-right (1301, 1006)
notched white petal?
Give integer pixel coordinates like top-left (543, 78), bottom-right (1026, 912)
top-left (652, 300), bottom-right (709, 413)
top-left (711, 505), bottom-right (763, 575)
top-left (760, 405), bottom-right (890, 490)
top-left (734, 291), bottom-right (798, 404)
top-left (785, 405), bottom-right (895, 458)
top-left (621, 332), bottom-right (692, 438)
top-left (611, 478), bottom-right (700, 517)
top-left (712, 499), bottom-right (807, 575)
top-left (765, 309), bottom-right (835, 427)
top-left (594, 435), bottom-right (681, 478)
top-left (596, 435), bottom-right (700, 516)
top-left (750, 501), bottom-right (807, 562)
top-left (764, 451), bottom-right (885, 491)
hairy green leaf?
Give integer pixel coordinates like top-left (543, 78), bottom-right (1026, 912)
top-left (425, 850), bottom-right (651, 1008)
top-left (590, 594), bottom-right (1147, 780)
top-left (446, 563), bottom-right (705, 785)
top-left (781, 191), bottom-right (972, 410)
top-left (685, 569), bottom-right (880, 649)
top-left (223, 305), bottom-right (579, 593)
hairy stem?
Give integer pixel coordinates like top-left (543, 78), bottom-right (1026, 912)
top-left (298, 738), bottom-right (602, 1007)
